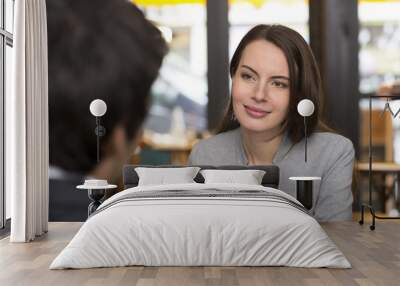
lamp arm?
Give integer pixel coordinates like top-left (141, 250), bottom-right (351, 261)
top-left (96, 117), bottom-right (100, 163)
top-left (304, 116), bottom-right (307, 163)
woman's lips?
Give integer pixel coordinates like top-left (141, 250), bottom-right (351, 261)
top-left (244, 105), bottom-right (270, 118)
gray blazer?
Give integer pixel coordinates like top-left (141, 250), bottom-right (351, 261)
top-left (188, 128), bottom-right (355, 221)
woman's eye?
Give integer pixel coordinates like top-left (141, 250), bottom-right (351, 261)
top-left (271, 81), bottom-right (288, 88)
top-left (241, 73), bottom-right (254, 81)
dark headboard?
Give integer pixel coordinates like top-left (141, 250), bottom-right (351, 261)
top-left (123, 165), bottom-right (279, 189)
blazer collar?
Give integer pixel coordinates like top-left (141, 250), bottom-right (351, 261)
top-left (236, 128), bottom-right (293, 165)
top-left (272, 131), bottom-right (293, 163)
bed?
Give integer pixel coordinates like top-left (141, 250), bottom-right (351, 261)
top-left (50, 165), bottom-right (350, 269)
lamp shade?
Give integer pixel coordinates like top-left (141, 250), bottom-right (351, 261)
top-left (297, 99), bottom-right (314, 117)
top-left (89, 99), bottom-right (107, 117)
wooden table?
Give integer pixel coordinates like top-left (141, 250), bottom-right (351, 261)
top-left (141, 134), bottom-right (196, 165)
top-left (1, 221), bottom-right (400, 286)
top-left (145, 143), bottom-right (193, 165)
top-left (356, 162), bottom-right (400, 173)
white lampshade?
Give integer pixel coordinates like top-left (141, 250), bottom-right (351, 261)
top-left (89, 99), bottom-right (107, 117)
top-left (297, 99), bottom-right (314, 117)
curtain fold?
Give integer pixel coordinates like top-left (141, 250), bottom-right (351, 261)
top-left (8, 0), bottom-right (48, 242)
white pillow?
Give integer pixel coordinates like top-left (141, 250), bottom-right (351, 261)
top-left (200, 169), bottom-right (266, 185)
top-left (135, 167), bottom-right (201, 186)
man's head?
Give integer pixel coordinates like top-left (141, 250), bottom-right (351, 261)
top-left (47, 0), bottom-right (167, 177)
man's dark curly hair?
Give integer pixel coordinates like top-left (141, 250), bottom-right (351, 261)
top-left (47, 0), bottom-right (167, 174)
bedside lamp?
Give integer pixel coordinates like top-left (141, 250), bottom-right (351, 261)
top-left (76, 99), bottom-right (116, 218)
top-left (289, 99), bottom-right (320, 210)
top-left (89, 99), bottom-right (107, 162)
top-left (297, 99), bottom-right (314, 162)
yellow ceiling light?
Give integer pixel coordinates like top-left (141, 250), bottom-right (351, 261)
top-left (133, 0), bottom-right (399, 6)
top-left (133, 0), bottom-right (205, 5)
top-left (232, 0), bottom-right (264, 8)
top-left (132, 0), bottom-right (269, 7)
top-left (361, 0), bottom-right (400, 2)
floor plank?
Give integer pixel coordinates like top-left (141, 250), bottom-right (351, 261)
top-left (0, 221), bottom-right (399, 286)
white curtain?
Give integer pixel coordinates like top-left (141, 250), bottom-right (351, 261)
top-left (7, 0), bottom-right (48, 242)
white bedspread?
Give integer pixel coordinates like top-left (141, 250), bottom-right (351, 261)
top-left (50, 183), bottom-right (351, 269)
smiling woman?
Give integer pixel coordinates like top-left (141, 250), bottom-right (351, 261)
top-left (221, 24), bottom-right (325, 144)
top-left (231, 40), bottom-right (290, 136)
top-left (188, 24), bottom-right (355, 222)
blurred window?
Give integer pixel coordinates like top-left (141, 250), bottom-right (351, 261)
top-left (1, 0), bottom-right (15, 228)
top-left (229, 0), bottom-right (309, 59)
top-left (359, 0), bottom-right (400, 94)
top-left (135, 0), bottom-right (208, 133)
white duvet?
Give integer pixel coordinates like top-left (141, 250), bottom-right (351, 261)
top-left (50, 183), bottom-right (351, 269)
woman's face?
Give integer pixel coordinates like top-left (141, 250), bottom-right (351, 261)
top-left (232, 39), bottom-right (290, 134)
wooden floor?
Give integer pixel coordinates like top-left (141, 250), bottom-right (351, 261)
top-left (0, 221), bottom-right (399, 286)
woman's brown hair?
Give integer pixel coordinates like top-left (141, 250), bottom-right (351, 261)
top-left (218, 24), bottom-right (330, 143)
